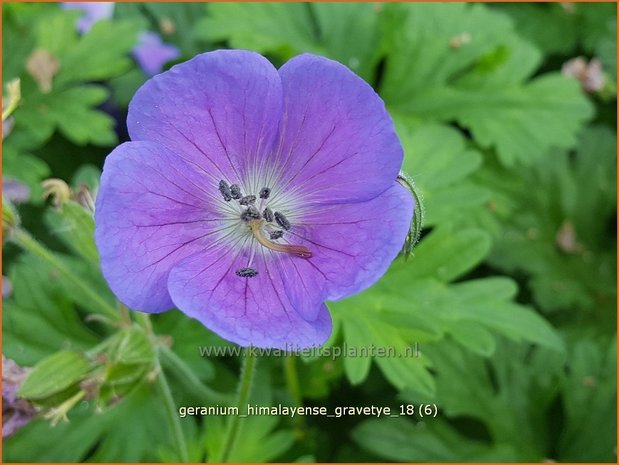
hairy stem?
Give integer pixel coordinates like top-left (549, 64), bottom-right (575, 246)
top-left (284, 355), bottom-right (303, 407)
top-left (156, 362), bottom-right (190, 463)
top-left (159, 345), bottom-right (235, 406)
top-left (220, 352), bottom-right (258, 462)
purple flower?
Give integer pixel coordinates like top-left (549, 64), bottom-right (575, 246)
top-left (95, 50), bottom-right (413, 349)
top-left (61, 2), bottom-right (115, 34)
top-left (2, 356), bottom-right (36, 437)
top-left (3, 179), bottom-right (31, 204)
top-left (132, 31), bottom-right (181, 76)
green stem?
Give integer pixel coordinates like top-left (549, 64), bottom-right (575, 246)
top-left (220, 352), bottom-right (258, 463)
top-left (156, 363), bottom-right (189, 463)
top-left (118, 301), bottom-right (132, 327)
top-left (159, 345), bottom-right (234, 406)
top-left (284, 355), bottom-right (305, 428)
top-left (135, 311), bottom-right (154, 335)
top-left (284, 355), bottom-right (303, 407)
top-left (11, 228), bottom-right (117, 318)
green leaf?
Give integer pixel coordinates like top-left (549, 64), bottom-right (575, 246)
top-left (492, 4), bottom-right (579, 56)
top-left (352, 417), bottom-right (518, 462)
top-left (3, 254), bottom-right (99, 367)
top-left (334, 294), bottom-right (435, 396)
top-left (398, 123), bottom-right (489, 226)
top-left (14, 83), bottom-right (116, 147)
top-left (451, 300), bottom-right (564, 352)
top-left (35, 9), bottom-right (80, 56)
top-left (5, 383), bottom-right (169, 462)
top-left (53, 20), bottom-right (139, 87)
top-left (469, 127), bottom-right (617, 324)
top-left (19, 350), bottom-right (90, 400)
top-left (381, 3), bottom-right (594, 166)
top-left (5, 9), bottom-right (139, 148)
top-left (2, 144), bottom-right (51, 204)
top-left (46, 85), bottom-right (117, 145)
top-left (405, 226), bottom-right (491, 282)
top-left (341, 318), bottom-right (373, 385)
top-left (197, 3), bottom-right (381, 80)
top-left (139, 3), bottom-right (209, 57)
top-left (334, 226), bottom-right (562, 392)
top-left (446, 320), bottom-right (496, 356)
top-left (198, 3), bottom-right (315, 58)
top-left (45, 201), bottom-right (98, 264)
top-left (413, 338), bottom-right (566, 460)
top-left (557, 336), bottom-right (617, 462)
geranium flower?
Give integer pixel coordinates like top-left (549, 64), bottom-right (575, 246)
top-left (95, 50), bottom-right (414, 349)
top-left (61, 2), bottom-right (115, 34)
top-left (132, 31), bottom-right (181, 76)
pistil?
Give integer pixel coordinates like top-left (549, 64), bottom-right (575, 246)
top-left (249, 220), bottom-right (312, 259)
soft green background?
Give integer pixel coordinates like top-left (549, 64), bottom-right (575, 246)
top-left (2, 2), bottom-right (616, 462)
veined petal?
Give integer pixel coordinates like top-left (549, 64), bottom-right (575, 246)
top-left (167, 245), bottom-right (332, 349)
top-left (95, 141), bottom-right (230, 313)
top-left (282, 182), bottom-right (414, 310)
top-left (272, 54), bottom-right (403, 205)
top-left (127, 50), bottom-right (283, 189)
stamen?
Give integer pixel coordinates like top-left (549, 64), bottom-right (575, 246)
top-left (259, 187), bottom-right (271, 199)
top-left (250, 220), bottom-right (311, 259)
top-left (270, 230), bottom-right (284, 240)
top-left (263, 207), bottom-right (274, 223)
top-left (218, 180), bottom-right (232, 201)
top-left (240, 206), bottom-right (261, 222)
top-left (274, 211), bottom-right (291, 230)
top-left (236, 267), bottom-right (258, 278)
top-left (230, 184), bottom-right (242, 199)
top-left (239, 195), bottom-right (256, 206)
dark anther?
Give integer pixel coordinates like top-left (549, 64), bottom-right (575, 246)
top-left (218, 180), bottom-right (232, 201)
top-left (259, 187), bottom-right (271, 199)
top-left (236, 267), bottom-right (258, 278)
top-left (240, 205), bottom-right (262, 222)
top-left (274, 211), bottom-right (291, 230)
top-left (230, 184), bottom-right (242, 199)
top-left (263, 207), bottom-right (274, 223)
top-left (239, 195), bottom-right (256, 206)
top-left (270, 230), bottom-right (284, 240)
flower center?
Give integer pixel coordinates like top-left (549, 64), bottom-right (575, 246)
top-left (217, 179), bottom-right (312, 278)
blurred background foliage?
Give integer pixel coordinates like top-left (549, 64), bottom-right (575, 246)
top-left (2, 2), bottom-right (616, 463)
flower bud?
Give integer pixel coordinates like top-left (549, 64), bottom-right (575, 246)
top-left (42, 178), bottom-right (72, 208)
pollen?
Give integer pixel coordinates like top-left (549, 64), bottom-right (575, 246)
top-left (270, 230), bottom-right (284, 240)
top-left (263, 207), bottom-right (274, 223)
top-left (230, 184), bottom-right (242, 199)
top-left (218, 180), bottom-right (232, 201)
top-left (259, 187), bottom-right (271, 199)
top-left (241, 205), bottom-right (262, 222)
top-left (236, 267), bottom-right (258, 278)
top-left (274, 211), bottom-right (291, 230)
top-left (239, 195), bottom-right (256, 206)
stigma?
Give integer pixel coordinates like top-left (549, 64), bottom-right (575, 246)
top-left (250, 220), bottom-right (312, 258)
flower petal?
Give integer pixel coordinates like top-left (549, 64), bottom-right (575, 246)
top-left (95, 141), bottom-right (228, 313)
top-left (281, 181), bottom-right (414, 315)
top-left (167, 245), bottom-right (332, 349)
top-left (273, 53), bottom-right (403, 204)
top-left (127, 50), bottom-right (282, 186)
top-left (132, 31), bottom-right (180, 76)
